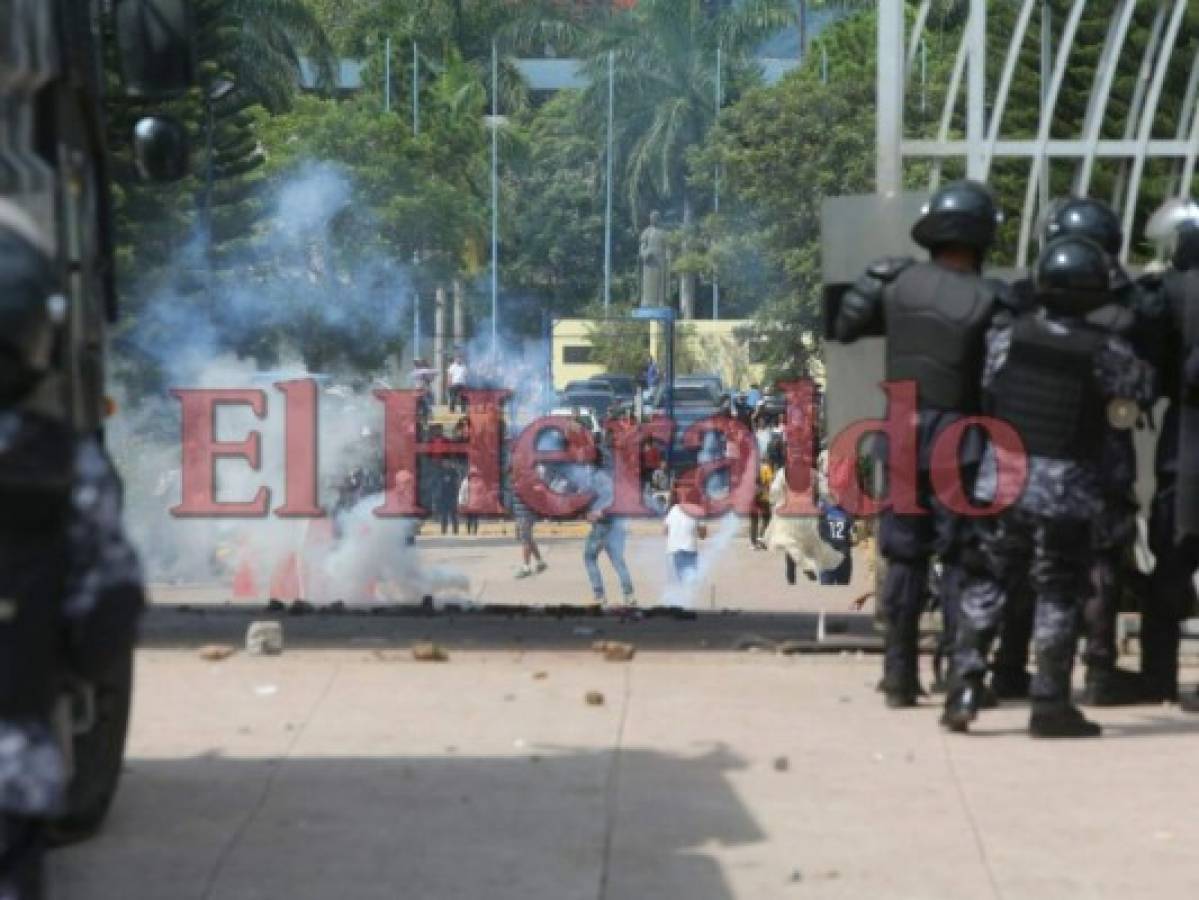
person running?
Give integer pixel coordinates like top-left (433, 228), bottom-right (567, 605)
top-left (583, 454), bottom-right (636, 608)
top-left (512, 483), bottom-right (546, 579)
top-left (663, 489), bottom-right (707, 584)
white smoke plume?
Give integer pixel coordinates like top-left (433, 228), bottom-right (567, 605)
top-left (107, 164), bottom-right (470, 604)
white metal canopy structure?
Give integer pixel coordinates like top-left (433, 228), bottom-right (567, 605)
top-left (876, 0), bottom-right (1199, 265)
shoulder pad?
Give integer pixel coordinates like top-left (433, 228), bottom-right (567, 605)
top-left (865, 256), bottom-right (915, 282)
top-left (1085, 303), bottom-right (1135, 335)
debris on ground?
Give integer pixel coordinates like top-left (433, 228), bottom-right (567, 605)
top-left (585, 690), bottom-right (605, 706)
top-left (572, 626), bottom-right (599, 637)
top-left (591, 640), bottom-right (636, 661)
top-left (532, 671), bottom-right (549, 681)
top-left (733, 634), bottom-right (776, 653)
top-left (412, 642), bottom-right (449, 662)
top-left (198, 644), bottom-right (237, 662)
top-left (287, 599), bottom-right (314, 616)
top-left (777, 640), bottom-right (806, 655)
top-left (265, 599), bottom-right (286, 613)
top-left (254, 684), bottom-right (278, 697)
top-left (245, 621), bottom-right (284, 656)
top-left (773, 756), bottom-right (790, 772)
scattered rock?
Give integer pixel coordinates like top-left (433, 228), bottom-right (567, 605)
top-left (265, 599), bottom-right (286, 613)
top-left (788, 869), bottom-right (803, 884)
top-left (246, 621), bottom-right (284, 656)
top-left (585, 690), bottom-right (605, 706)
top-left (287, 599), bottom-right (314, 616)
top-left (503, 693), bottom-right (516, 702)
top-left (254, 684), bottom-right (278, 697)
top-left (734, 634), bottom-right (776, 652)
top-left (532, 671), bottom-right (549, 681)
top-left (198, 644), bottom-right (236, 662)
top-left (591, 640), bottom-right (636, 662)
top-left (773, 756), bottom-right (790, 772)
top-left (328, 600), bottom-right (347, 614)
top-left (412, 642), bottom-right (449, 662)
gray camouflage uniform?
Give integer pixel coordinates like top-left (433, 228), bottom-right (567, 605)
top-left (955, 317), bottom-right (1155, 706)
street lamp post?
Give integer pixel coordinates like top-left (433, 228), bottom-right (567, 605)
top-left (202, 77), bottom-right (236, 268)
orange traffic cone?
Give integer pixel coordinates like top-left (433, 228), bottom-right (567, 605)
top-left (270, 553), bottom-right (302, 602)
top-left (232, 559), bottom-right (258, 601)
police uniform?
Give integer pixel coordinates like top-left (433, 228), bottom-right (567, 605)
top-left (0, 223), bottom-right (145, 896)
top-left (945, 237), bottom-right (1156, 737)
top-left (1138, 202), bottom-right (1199, 704)
top-left (990, 199), bottom-right (1150, 705)
top-left (835, 180), bottom-right (1005, 707)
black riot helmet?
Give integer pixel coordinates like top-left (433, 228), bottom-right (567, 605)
top-left (1040, 197), bottom-right (1123, 256)
top-left (0, 225), bottom-right (62, 406)
top-left (1145, 198), bottom-right (1199, 270)
top-left (1034, 236), bottom-right (1114, 318)
top-left (910, 180), bottom-right (1001, 254)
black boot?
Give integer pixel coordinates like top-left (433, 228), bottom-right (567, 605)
top-left (990, 667), bottom-right (1031, 700)
top-left (940, 677), bottom-right (984, 733)
top-left (1179, 690), bottom-right (1199, 713)
top-left (1029, 704), bottom-right (1102, 738)
top-left (1082, 666), bottom-right (1152, 707)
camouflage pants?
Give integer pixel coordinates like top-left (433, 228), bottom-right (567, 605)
top-left (990, 496), bottom-right (1136, 677)
top-left (955, 509), bottom-right (1093, 706)
top-left (0, 816), bottom-right (42, 900)
top-left (1142, 475), bottom-right (1199, 699)
top-left (1083, 495), bottom-right (1138, 670)
top-left (878, 478), bottom-right (971, 693)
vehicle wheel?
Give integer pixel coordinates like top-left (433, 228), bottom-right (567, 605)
top-left (46, 648), bottom-right (134, 846)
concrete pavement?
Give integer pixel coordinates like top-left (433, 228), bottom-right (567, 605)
top-left (49, 649), bottom-right (1199, 899)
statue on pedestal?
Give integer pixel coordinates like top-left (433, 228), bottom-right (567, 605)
top-left (639, 210), bottom-right (669, 308)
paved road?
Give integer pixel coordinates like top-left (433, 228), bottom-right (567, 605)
top-left (49, 649), bottom-right (1199, 900)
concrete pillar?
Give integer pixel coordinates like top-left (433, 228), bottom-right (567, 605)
top-left (434, 285), bottom-right (447, 405)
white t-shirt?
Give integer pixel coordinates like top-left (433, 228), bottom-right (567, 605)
top-left (448, 362), bottom-right (467, 386)
top-left (664, 504), bottom-right (700, 553)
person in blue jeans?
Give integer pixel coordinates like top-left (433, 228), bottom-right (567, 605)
top-left (583, 462), bottom-right (636, 607)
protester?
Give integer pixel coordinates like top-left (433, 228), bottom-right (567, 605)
top-left (750, 458), bottom-right (774, 550)
top-left (436, 460), bottom-right (461, 536)
top-left (512, 481), bottom-right (546, 579)
top-left (765, 466), bottom-right (842, 585)
top-left (817, 497), bottom-right (854, 584)
top-left (583, 454), bottom-right (636, 608)
top-left (459, 467), bottom-right (480, 536)
top-left (663, 489), bottom-right (707, 584)
top-left (447, 353), bottom-right (468, 413)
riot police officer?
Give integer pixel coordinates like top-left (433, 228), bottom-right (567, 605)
top-left (945, 236), bottom-right (1156, 737)
top-left (989, 197), bottom-right (1149, 706)
top-left (1139, 199), bottom-right (1199, 707)
top-left (835, 180), bottom-right (1007, 708)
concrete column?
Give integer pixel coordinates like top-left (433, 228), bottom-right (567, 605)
top-left (434, 285), bottom-right (447, 405)
top-left (876, 0), bottom-right (905, 195)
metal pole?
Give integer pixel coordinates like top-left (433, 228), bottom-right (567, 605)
top-left (713, 45), bottom-right (721, 320)
top-left (1040, 5), bottom-right (1051, 211)
top-left (876, 2), bottom-right (904, 194)
top-left (490, 38), bottom-right (499, 356)
top-left (666, 317), bottom-right (675, 469)
top-left (965, 0), bottom-right (986, 180)
top-left (603, 50), bottom-right (614, 311)
top-left (413, 290), bottom-right (420, 360)
top-left (413, 40), bottom-right (419, 134)
top-left (384, 36), bottom-right (391, 113)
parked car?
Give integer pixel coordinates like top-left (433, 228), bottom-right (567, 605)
top-left (558, 388), bottom-right (617, 420)
top-left (588, 373), bottom-right (637, 404)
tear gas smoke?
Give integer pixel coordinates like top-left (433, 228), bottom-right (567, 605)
top-left (107, 164), bottom-right (470, 603)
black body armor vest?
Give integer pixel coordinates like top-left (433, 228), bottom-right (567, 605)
top-left (988, 316), bottom-right (1107, 462)
top-left (884, 263), bottom-right (996, 412)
